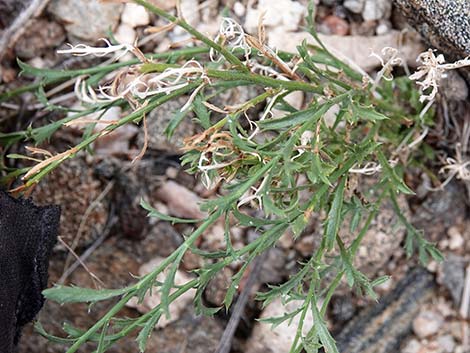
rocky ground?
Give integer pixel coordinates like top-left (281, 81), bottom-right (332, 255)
top-left (1, 0), bottom-right (470, 353)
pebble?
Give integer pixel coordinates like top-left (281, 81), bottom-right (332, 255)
top-left (245, 298), bottom-right (314, 353)
top-left (412, 310), bottom-right (444, 338)
top-left (155, 181), bottom-right (207, 220)
top-left (14, 19), bottom-right (65, 59)
top-left (114, 23), bottom-right (136, 45)
top-left (437, 334), bottom-right (456, 353)
top-left (343, 0), bottom-right (365, 14)
top-left (376, 21), bottom-right (391, 35)
top-left (180, 0), bottom-right (200, 26)
top-left (268, 29), bottom-right (424, 72)
top-left (439, 254), bottom-right (465, 307)
top-left (126, 256), bottom-right (196, 328)
top-left (402, 339), bottom-right (421, 353)
top-left (321, 15), bottom-right (349, 36)
top-left (321, 0), bottom-right (338, 6)
top-left (151, 0), bottom-right (176, 11)
top-left (233, 1), bottom-right (245, 17)
top-left (48, 0), bottom-right (122, 41)
top-left (448, 227), bottom-right (464, 250)
top-left (440, 71), bottom-right (469, 101)
top-left (245, 0), bottom-right (305, 33)
top-left (121, 3), bottom-right (150, 28)
top-left (362, 0), bottom-right (391, 21)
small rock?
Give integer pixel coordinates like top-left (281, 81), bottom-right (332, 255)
top-left (233, 2), bottom-right (245, 17)
top-left (121, 3), bottom-right (150, 28)
top-left (402, 339), bottom-right (421, 353)
top-left (440, 71), bottom-right (469, 101)
top-left (78, 106), bottom-right (138, 156)
top-left (439, 254), bottom-right (465, 308)
top-left (448, 320), bottom-right (463, 341)
top-left (320, 15), bottom-right (349, 36)
top-left (144, 306), bottom-right (223, 353)
top-left (165, 166), bottom-right (179, 179)
top-left (268, 29), bottom-right (425, 72)
top-left (437, 335), bottom-right (456, 353)
top-left (412, 310), bottom-right (444, 338)
top-left (294, 235), bottom-right (315, 257)
top-left (245, 0), bottom-right (305, 33)
top-left (204, 267), bottom-right (232, 306)
top-left (245, 298), bottom-right (314, 353)
top-left (271, 91), bottom-right (304, 118)
top-left (321, 0), bottom-right (339, 6)
top-left (331, 295), bottom-right (355, 324)
top-left (151, 0), bottom-right (176, 11)
top-left (126, 256), bottom-right (196, 328)
top-left (14, 19), bottom-right (65, 59)
top-left (180, 0), bottom-right (200, 26)
top-left (259, 248), bottom-right (287, 284)
top-left (376, 21), bottom-right (391, 35)
top-left (448, 227), bottom-right (464, 250)
top-left (137, 96), bottom-right (198, 153)
top-left (155, 181), bottom-right (207, 220)
top-left (203, 222), bottom-right (225, 250)
top-left (344, 0), bottom-right (365, 14)
top-left (48, 0), bottom-right (122, 41)
top-left (114, 23), bottom-right (136, 45)
top-left (362, 0), bottom-right (391, 21)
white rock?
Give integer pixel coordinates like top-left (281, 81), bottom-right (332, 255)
top-left (448, 226), bottom-right (464, 250)
top-left (245, 298), bottom-right (314, 353)
top-left (412, 310), bottom-right (444, 338)
top-left (126, 256), bottom-right (196, 328)
top-left (85, 106), bottom-right (139, 156)
top-left (402, 339), bottom-right (421, 353)
top-left (268, 29), bottom-right (425, 72)
top-left (114, 23), bottom-right (136, 45)
top-left (233, 2), bottom-right (246, 17)
top-left (155, 181), bottom-right (207, 219)
top-left (271, 91), bottom-right (304, 118)
top-left (362, 0), bottom-right (391, 21)
top-left (376, 21), bottom-right (391, 35)
top-left (344, 0), bottom-right (365, 14)
top-left (245, 0), bottom-right (305, 33)
top-left (48, 0), bottom-right (122, 41)
top-left (121, 3), bottom-right (150, 28)
top-left (244, 8), bottom-right (262, 34)
top-left (437, 334), bottom-right (456, 353)
top-left (180, 0), bottom-right (200, 26)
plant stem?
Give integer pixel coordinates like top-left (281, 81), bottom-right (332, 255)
top-left (133, 0), bottom-right (248, 72)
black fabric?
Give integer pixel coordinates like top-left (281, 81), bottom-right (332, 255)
top-left (0, 190), bottom-right (60, 353)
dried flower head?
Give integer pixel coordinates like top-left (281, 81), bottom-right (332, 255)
top-left (409, 49), bottom-right (470, 103)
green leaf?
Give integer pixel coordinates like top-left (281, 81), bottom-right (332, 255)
top-left (324, 177), bottom-right (346, 250)
top-left (95, 320), bottom-right (111, 353)
top-left (351, 103), bottom-right (388, 122)
top-left (18, 59), bottom-right (73, 80)
top-left (232, 208), bottom-right (279, 227)
top-left (427, 245), bottom-right (444, 262)
top-left (370, 275), bottom-right (390, 288)
top-left (160, 250), bottom-right (185, 318)
top-left (141, 199), bottom-right (200, 223)
top-left (193, 95), bottom-right (211, 129)
top-left (35, 322), bottom-right (76, 344)
top-left (377, 151), bottom-right (414, 195)
top-left (137, 312), bottom-right (162, 352)
top-left (292, 214), bottom-right (308, 239)
top-left (259, 102), bottom-right (328, 130)
top-left (311, 294), bottom-right (339, 353)
top-left (164, 107), bottom-right (192, 138)
top-left (42, 285), bottom-right (129, 304)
